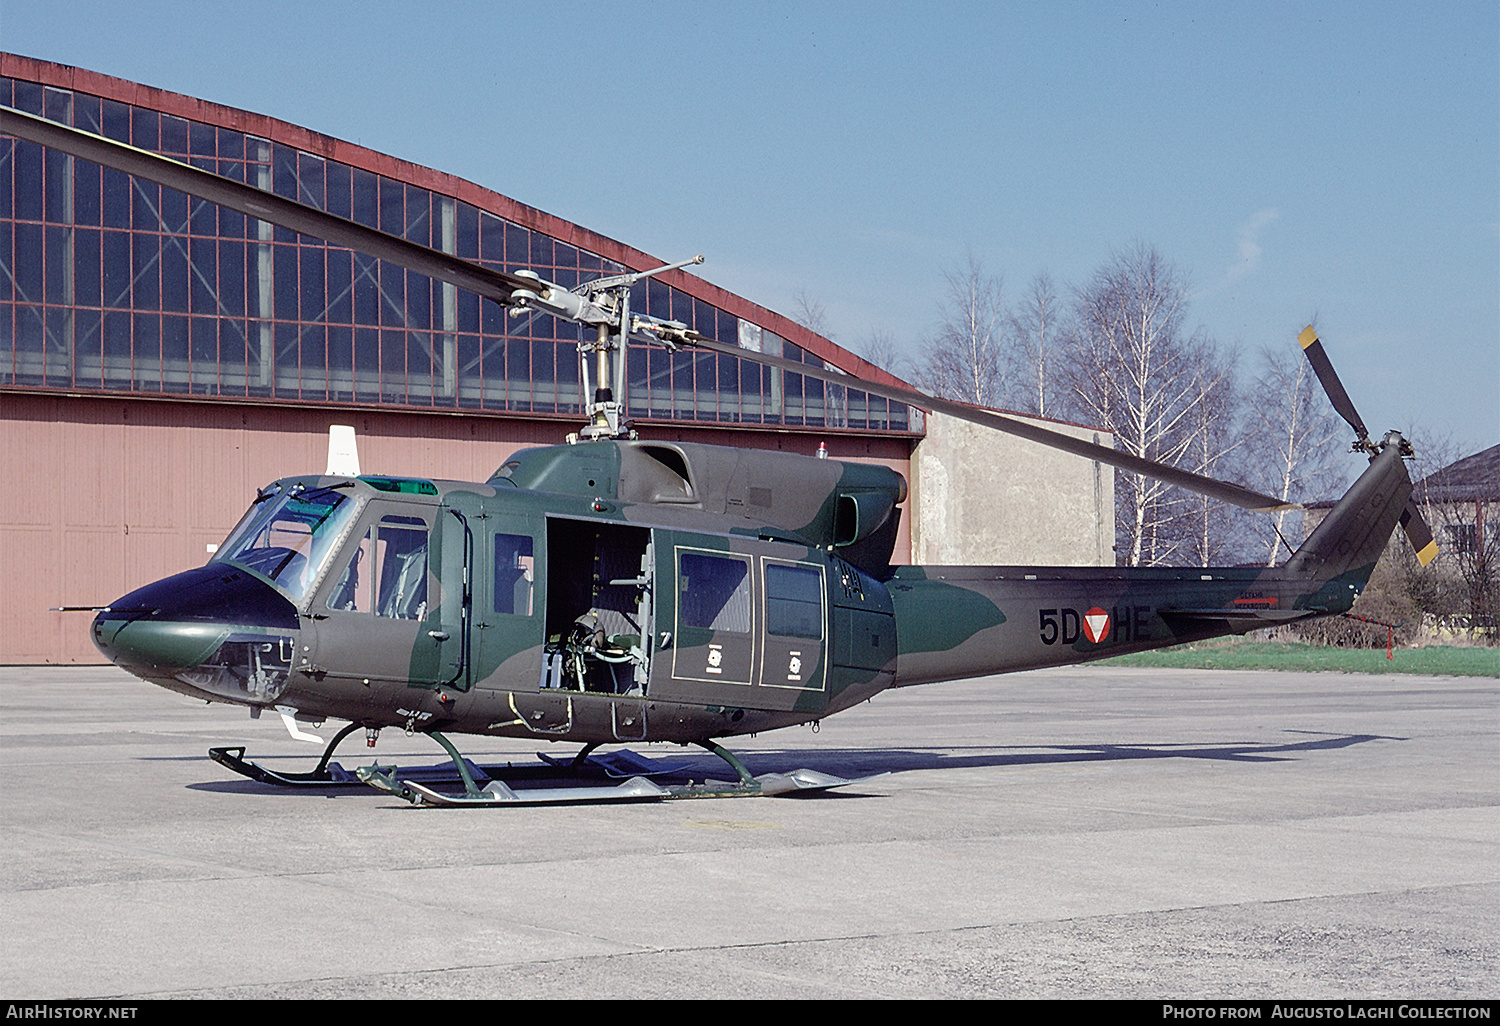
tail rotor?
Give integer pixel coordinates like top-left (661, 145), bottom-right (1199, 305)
top-left (1297, 326), bottom-right (1439, 566)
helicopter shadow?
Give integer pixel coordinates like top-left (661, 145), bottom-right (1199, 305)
top-left (732, 729), bottom-right (1406, 780)
top-left (178, 729), bottom-right (1403, 800)
top-left (187, 778), bottom-right (365, 797)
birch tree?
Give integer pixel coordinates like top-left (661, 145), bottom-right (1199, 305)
top-left (916, 253), bottom-right (1008, 406)
top-left (1061, 244), bottom-right (1223, 566)
top-left (1181, 346), bottom-right (1243, 565)
top-left (1244, 343), bottom-right (1345, 564)
top-left (1007, 271), bottom-right (1062, 418)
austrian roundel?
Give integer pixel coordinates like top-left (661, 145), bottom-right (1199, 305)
top-left (1083, 608), bottom-right (1111, 644)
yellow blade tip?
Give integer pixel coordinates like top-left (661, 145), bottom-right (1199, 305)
top-left (1415, 540), bottom-right (1439, 567)
top-left (1298, 325), bottom-right (1319, 349)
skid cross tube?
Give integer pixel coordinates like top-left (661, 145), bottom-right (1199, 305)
top-left (426, 730), bottom-right (486, 798)
top-left (696, 739), bottom-right (758, 788)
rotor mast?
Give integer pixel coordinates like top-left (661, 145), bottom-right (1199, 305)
top-left (508, 255), bottom-right (705, 441)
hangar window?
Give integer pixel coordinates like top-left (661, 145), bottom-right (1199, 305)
top-left (0, 77), bottom-right (912, 434)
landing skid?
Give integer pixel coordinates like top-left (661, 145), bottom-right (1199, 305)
top-left (209, 720), bottom-right (366, 786)
top-left (209, 730), bottom-right (882, 806)
top-left (208, 743), bottom-right (490, 789)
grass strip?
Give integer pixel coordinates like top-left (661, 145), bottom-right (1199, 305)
top-left (1096, 640), bottom-right (1499, 677)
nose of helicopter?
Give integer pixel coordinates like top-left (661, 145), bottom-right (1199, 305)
top-left (93, 564), bottom-right (302, 704)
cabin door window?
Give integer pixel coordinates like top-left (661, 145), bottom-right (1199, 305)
top-left (492, 533), bottom-right (534, 617)
top-left (672, 549), bottom-right (754, 686)
top-left (761, 560), bottom-right (826, 692)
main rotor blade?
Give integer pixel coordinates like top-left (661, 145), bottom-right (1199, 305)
top-left (0, 106), bottom-right (1313, 516)
top-left (1298, 326), bottom-right (1369, 443)
top-left (1399, 502), bottom-right (1439, 567)
top-left (0, 106), bottom-right (538, 307)
top-left (684, 336), bottom-right (1296, 513)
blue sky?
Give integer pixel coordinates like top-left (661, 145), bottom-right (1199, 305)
top-left (3, 0), bottom-right (1496, 456)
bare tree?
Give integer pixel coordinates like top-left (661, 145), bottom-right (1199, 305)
top-left (1244, 342), bottom-right (1346, 564)
top-left (1007, 271), bottom-right (1062, 418)
top-left (1178, 345), bottom-right (1242, 566)
top-left (1406, 436), bottom-right (1499, 640)
top-left (853, 327), bottom-right (910, 379)
top-left (1060, 244), bottom-right (1220, 566)
top-left (1427, 489), bottom-right (1500, 640)
top-left (790, 289), bottom-right (831, 339)
top-left (915, 253), bottom-right (1008, 406)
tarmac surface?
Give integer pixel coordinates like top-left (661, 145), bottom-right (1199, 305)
top-left (1, 662), bottom-right (1496, 1000)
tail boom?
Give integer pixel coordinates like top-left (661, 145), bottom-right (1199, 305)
top-left (887, 438), bottom-right (1413, 687)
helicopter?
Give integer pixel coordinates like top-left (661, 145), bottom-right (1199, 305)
top-left (3, 105), bottom-right (1439, 806)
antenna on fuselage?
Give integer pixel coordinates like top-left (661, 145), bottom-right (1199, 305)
top-left (326, 425), bottom-right (361, 476)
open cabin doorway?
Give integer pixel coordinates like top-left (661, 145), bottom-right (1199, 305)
top-left (543, 517), bottom-right (653, 695)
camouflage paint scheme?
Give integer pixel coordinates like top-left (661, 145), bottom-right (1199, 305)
top-left (92, 435), bottom-right (1413, 750)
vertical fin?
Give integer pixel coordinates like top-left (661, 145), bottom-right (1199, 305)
top-left (1285, 440), bottom-right (1412, 583)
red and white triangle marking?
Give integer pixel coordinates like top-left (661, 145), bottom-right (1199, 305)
top-left (1083, 607), bottom-right (1111, 644)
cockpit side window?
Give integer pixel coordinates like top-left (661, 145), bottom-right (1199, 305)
top-left (327, 514), bottom-right (431, 620)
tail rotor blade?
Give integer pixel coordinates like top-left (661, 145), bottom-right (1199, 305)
top-left (1298, 327), bottom-right (1436, 564)
top-left (1298, 326), bottom-right (1370, 444)
top-left (1399, 502), bottom-right (1440, 567)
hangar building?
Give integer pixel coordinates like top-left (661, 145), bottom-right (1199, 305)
top-left (0, 53), bottom-right (1112, 664)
